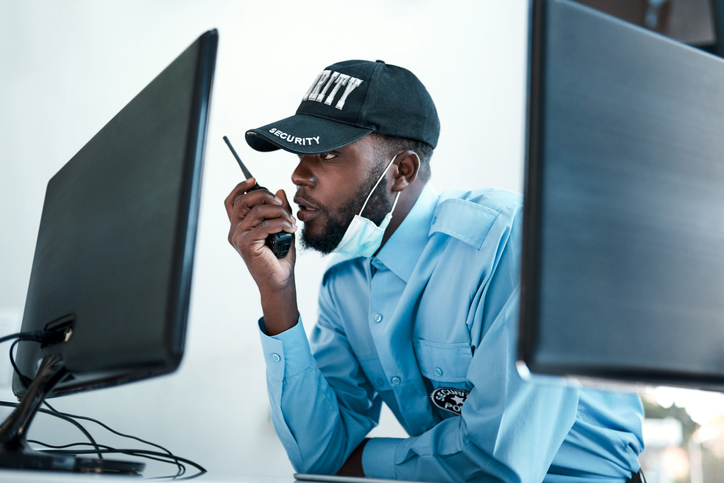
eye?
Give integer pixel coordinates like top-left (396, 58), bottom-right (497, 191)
top-left (319, 152), bottom-right (336, 160)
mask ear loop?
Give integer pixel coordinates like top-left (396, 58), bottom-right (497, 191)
top-left (358, 154), bottom-right (399, 217)
top-left (389, 191), bottom-right (401, 217)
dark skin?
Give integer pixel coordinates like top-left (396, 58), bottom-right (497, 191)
top-left (224, 134), bottom-right (426, 475)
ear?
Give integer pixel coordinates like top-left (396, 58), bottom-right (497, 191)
top-left (390, 150), bottom-right (420, 192)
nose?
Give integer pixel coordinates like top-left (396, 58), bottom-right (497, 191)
top-left (291, 155), bottom-right (316, 188)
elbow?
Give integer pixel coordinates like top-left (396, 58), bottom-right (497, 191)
top-left (291, 458), bottom-right (342, 477)
top-left (290, 447), bottom-right (348, 476)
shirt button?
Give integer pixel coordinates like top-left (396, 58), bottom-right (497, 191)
top-left (271, 353), bottom-right (281, 362)
top-left (391, 376), bottom-right (401, 385)
top-left (376, 379), bottom-right (384, 387)
top-left (434, 367), bottom-right (443, 377)
top-left (373, 313), bottom-right (383, 323)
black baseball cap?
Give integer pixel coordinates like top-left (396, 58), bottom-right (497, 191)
top-left (245, 60), bottom-right (440, 155)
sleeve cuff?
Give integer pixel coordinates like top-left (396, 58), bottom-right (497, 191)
top-left (362, 437), bottom-right (403, 479)
top-left (258, 316), bottom-right (315, 381)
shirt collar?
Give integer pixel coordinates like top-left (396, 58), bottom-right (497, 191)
top-left (374, 183), bottom-right (439, 283)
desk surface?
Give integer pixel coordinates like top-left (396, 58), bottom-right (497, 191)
top-left (0, 469), bottom-right (411, 483)
top-left (0, 469), bottom-right (297, 483)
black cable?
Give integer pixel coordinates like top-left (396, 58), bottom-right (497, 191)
top-left (5, 330), bottom-right (62, 389)
top-left (41, 403), bottom-right (104, 460)
top-left (0, 399), bottom-right (203, 479)
top-left (0, 330), bottom-right (66, 345)
top-left (9, 339), bottom-right (31, 389)
top-left (34, 445), bottom-right (206, 479)
top-left (0, 330), bottom-right (205, 479)
top-left (2, 331), bottom-right (103, 460)
top-left (43, 401), bottom-right (185, 476)
top-left (0, 401), bottom-right (105, 461)
top-left (27, 441), bottom-right (189, 477)
top-left (0, 333), bottom-right (23, 344)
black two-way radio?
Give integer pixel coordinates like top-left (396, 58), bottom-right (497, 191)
top-left (223, 136), bottom-right (293, 259)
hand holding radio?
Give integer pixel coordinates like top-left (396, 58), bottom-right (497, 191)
top-left (224, 136), bottom-right (299, 300)
top-left (225, 175), bottom-right (300, 335)
top-left (224, 136), bottom-right (294, 259)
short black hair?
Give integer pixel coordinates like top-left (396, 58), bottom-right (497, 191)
top-left (370, 132), bottom-right (434, 183)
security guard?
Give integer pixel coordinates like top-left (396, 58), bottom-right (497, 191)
top-left (225, 59), bottom-right (645, 482)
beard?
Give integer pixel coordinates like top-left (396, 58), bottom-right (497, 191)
top-left (300, 160), bottom-right (393, 255)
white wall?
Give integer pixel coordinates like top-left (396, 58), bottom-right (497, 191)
top-left (0, 0), bottom-right (529, 478)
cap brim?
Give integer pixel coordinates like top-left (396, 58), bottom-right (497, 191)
top-left (245, 114), bottom-right (372, 155)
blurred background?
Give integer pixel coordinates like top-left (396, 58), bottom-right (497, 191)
top-left (1, 1), bottom-right (723, 481)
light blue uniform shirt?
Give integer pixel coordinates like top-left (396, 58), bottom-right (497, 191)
top-left (259, 184), bottom-right (644, 482)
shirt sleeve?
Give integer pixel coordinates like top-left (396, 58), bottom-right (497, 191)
top-left (361, 288), bottom-right (581, 483)
top-left (258, 315), bottom-right (381, 474)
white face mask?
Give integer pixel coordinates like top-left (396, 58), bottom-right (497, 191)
top-left (333, 155), bottom-right (401, 258)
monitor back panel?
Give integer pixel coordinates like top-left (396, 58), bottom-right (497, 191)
top-left (520, 0), bottom-right (724, 388)
top-left (15, 30), bottom-right (217, 397)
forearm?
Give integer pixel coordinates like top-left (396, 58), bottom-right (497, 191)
top-left (276, 366), bottom-right (374, 474)
top-left (359, 385), bottom-right (578, 483)
top-left (260, 320), bottom-right (380, 475)
top-left (225, 181), bottom-right (299, 336)
top-left (362, 290), bottom-right (577, 482)
top-left (336, 438), bottom-right (369, 477)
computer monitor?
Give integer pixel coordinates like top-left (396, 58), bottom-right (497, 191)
top-left (572, 0), bottom-right (721, 53)
top-left (0, 29), bottom-right (217, 473)
top-left (519, 0), bottom-right (724, 389)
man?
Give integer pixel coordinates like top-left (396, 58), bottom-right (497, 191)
top-left (225, 59), bottom-right (644, 482)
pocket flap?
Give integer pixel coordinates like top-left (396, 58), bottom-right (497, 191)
top-left (413, 339), bottom-right (473, 382)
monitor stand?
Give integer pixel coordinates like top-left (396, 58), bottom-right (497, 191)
top-left (0, 353), bottom-right (145, 474)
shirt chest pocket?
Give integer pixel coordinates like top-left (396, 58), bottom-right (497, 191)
top-left (413, 338), bottom-right (473, 386)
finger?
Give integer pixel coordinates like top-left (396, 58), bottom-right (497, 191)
top-left (249, 217), bottom-right (298, 241)
top-left (228, 213), bottom-right (296, 261)
top-left (229, 202), bottom-right (296, 246)
top-left (229, 187), bottom-right (284, 222)
top-left (224, 179), bottom-right (257, 220)
top-left (243, 204), bottom-right (298, 234)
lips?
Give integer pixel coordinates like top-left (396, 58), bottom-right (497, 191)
top-left (294, 196), bottom-right (320, 223)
